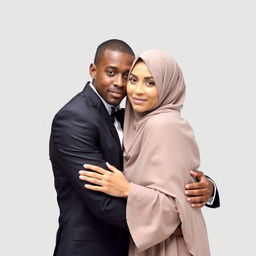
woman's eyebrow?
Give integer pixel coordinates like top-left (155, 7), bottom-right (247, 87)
top-left (129, 73), bottom-right (138, 78)
top-left (130, 73), bottom-right (153, 80)
top-left (144, 76), bottom-right (154, 80)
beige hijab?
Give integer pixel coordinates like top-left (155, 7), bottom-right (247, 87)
top-left (123, 50), bottom-right (210, 255)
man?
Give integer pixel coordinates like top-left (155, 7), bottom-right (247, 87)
top-left (49, 39), bottom-right (219, 256)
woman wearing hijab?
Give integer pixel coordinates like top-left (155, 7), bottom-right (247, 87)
top-left (79, 50), bottom-right (210, 255)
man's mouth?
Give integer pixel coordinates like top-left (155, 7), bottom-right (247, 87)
top-left (108, 90), bottom-right (124, 98)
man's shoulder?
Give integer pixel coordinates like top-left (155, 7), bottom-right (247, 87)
top-left (54, 94), bottom-right (84, 118)
top-left (55, 84), bottom-right (97, 117)
top-left (52, 88), bottom-right (96, 124)
top-left (61, 92), bottom-right (85, 111)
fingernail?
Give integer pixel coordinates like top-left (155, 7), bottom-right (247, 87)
top-left (187, 198), bottom-right (191, 202)
top-left (185, 185), bottom-right (189, 189)
top-left (185, 191), bottom-right (189, 195)
top-left (83, 164), bottom-right (88, 167)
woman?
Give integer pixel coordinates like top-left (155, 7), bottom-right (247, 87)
top-left (79, 50), bottom-right (210, 255)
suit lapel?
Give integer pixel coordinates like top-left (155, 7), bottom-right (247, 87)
top-left (98, 103), bottom-right (122, 147)
top-left (83, 83), bottom-right (122, 149)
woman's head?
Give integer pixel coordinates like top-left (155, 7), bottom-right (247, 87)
top-left (127, 60), bottom-right (158, 113)
top-left (127, 50), bottom-right (186, 113)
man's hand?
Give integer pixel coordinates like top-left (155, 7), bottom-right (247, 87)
top-left (185, 170), bottom-right (214, 208)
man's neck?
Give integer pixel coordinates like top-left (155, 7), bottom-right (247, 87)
top-left (89, 82), bottom-right (120, 115)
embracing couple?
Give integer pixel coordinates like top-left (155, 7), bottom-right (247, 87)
top-left (50, 39), bottom-right (220, 256)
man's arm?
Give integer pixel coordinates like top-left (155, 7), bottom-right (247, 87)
top-left (50, 109), bottom-right (128, 230)
top-left (185, 170), bottom-right (220, 208)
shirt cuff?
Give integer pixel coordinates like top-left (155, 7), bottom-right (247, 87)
top-left (206, 177), bottom-right (217, 205)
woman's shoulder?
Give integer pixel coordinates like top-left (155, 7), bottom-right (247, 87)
top-left (143, 112), bottom-right (197, 152)
top-left (146, 112), bottom-right (188, 129)
top-left (144, 112), bottom-right (195, 139)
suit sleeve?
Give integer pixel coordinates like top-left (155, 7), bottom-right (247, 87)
top-left (50, 108), bottom-right (128, 230)
top-left (205, 176), bottom-right (220, 208)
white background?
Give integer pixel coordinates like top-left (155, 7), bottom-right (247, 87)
top-left (3, 0), bottom-right (256, 255)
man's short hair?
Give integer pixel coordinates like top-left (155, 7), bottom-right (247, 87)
top-left (94, 39), bottom-right (135, 65)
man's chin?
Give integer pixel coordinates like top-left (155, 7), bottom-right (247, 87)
top-left (107, 97), bottom-right (124, 106)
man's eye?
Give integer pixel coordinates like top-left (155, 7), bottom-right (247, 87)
top-left (107, 70), bottom-right (115, 76)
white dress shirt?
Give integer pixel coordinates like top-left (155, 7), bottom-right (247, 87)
top-left (89, 83), bottom-right (123, 147)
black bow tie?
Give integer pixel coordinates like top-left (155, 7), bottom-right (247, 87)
top-left (110, 107), bottom-right (122, 123)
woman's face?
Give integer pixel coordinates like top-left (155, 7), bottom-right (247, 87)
top-left (127, 61), bottom-right (158, 113)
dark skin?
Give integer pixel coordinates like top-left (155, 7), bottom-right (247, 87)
top-left (86, 50), bottom-right (214, 236)
top-left (90, 49), bottom-right (133, 107)
top-left (185, 170), bottom-right (214, 208)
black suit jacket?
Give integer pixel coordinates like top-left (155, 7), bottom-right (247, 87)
top-left (50, 83), bottom-right (128, 256)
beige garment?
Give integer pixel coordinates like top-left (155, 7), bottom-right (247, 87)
top-left (129, 233), bottom-right (192, 256)
top-left (123, 50), bottom-right (210, 256)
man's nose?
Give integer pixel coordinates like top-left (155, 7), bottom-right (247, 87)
top-left (114, 75), bottom-right (125, 87)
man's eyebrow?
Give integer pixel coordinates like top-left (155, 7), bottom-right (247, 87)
top-left (105, 65), bottom-right (118, 70)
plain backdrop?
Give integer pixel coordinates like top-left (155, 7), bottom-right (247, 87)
top-left (3, 0), bottom-right (256, 255)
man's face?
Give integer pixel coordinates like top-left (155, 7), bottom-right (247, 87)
top-left (90, 50), bottom-right (134, 106)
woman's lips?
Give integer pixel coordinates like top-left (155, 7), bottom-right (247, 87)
top-left (132, 97), bottom-right (147, 105)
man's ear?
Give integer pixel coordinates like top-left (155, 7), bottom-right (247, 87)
top-left (89, 63), bottom-right (96, 80)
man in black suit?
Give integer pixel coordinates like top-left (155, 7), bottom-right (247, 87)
top-left (49, 39), bottom-right (219, 256)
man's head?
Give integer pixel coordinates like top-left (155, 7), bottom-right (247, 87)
top-left (90, 39), bottom-right (135, 106)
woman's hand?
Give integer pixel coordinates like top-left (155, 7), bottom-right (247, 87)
top-left (79, 162), bottom-right (130, 198)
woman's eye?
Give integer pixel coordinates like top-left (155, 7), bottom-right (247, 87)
top-left (129, 77), bottom-right (137, 84)
top-left (146, 81), bottom-right (156, 87)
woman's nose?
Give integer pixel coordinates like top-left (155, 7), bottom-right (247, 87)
top-left (134, 83), bottom-right (144, 94)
